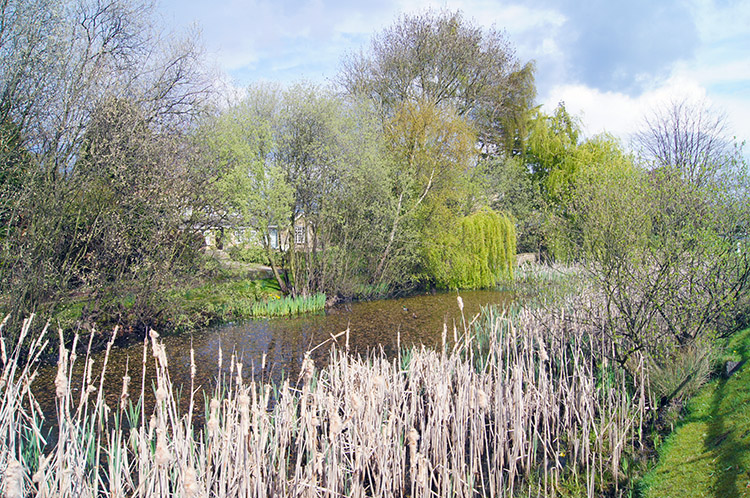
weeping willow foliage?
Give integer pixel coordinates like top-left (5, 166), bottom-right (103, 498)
top-left (426, 209), bottom-right (516, 289)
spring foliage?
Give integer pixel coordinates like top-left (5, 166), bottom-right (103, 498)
top-left (426, 209), bottom-right (516, 289)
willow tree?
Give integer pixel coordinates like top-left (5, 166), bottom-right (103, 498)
top-left (425, 209), bottom-right (516, 289)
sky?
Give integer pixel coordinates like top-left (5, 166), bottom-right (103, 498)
top-left (156, 0), bottom-right (750, 149)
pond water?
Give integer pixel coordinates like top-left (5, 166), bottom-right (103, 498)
top-left (33, 289), bottom-right (514, 418)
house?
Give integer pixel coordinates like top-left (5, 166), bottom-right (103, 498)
top-left (202, 214), bottom-right (313, 252)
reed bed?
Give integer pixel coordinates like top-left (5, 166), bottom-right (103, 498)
top-left (1, 298), bottom-right (648, 497)
top-left (251, 293), bottom-right (326, 318)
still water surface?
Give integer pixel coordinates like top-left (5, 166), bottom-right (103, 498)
top-left (34, 289), bottom-right (513, 416)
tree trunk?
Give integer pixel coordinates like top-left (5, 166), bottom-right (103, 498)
top-left (265, 244), bottom-right (289, 295)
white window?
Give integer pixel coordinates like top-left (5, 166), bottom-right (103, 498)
top-left (295, 225), bottom-right (305, 245)
top-left (267, 228), bottom-right (279, 249)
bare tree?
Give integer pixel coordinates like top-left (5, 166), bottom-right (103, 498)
top-left (565, 101), bottom-right (750, 370)
top-left (0, 0), bottom-right (210, 178)
top-left (0, 0), bottom-right (212, 334)
top-left (634, 99), bottom-right (731, 186)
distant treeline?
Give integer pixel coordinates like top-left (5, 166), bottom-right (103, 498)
top-left (1, 1), bottom-right (749, 352)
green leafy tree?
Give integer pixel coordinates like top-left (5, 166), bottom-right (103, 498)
top-left (486, 156), bottom-right (544, 254)
top-left (512, 104), bottom-right (639, 259)
top-left (196, 95), bottom-right (293, 293)
top-left (311, 108), bottom-right (395, 297)
top-left (272, 83), bottom-right (347, 296)
top-left (341, 9), bottom-right (533, 288)
top-left (341, 9), bottom-right (535, 157)
top-left (374, 98), bottom-right (477, 284)
top-left (523, 103), bottom-right (582, 202)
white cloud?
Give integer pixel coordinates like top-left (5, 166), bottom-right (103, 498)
top-left (156, 0), bottom-right (750, 153)
top-left (385, 0), bottom-right (565, 38)
top-left (539, 0), bottom-right (750, 150)
top-left (542, 72), bottom-right (749, 152)
top-left (690, 0), bottom-right (750, 44)
top-left (539, 38), bottom-right (561, 57)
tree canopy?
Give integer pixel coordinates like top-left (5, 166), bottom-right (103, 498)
top-left (341, 9), bottom-right (536, 158)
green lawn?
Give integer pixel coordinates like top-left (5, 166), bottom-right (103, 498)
top-left (641, 327), bottom-right (750, 498)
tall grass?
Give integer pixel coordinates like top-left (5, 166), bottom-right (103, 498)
top-left (1, 298), bottom-right (648, 497)
top-left (251, 293), bottom-right (326, 318)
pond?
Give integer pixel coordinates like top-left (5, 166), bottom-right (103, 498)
top-left (33, 289), bottom-right (514, 418)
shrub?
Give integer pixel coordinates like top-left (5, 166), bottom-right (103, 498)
top-left (648, 341), bottom-right (715, 408)
top-left (227, 244), bottom-right (269, 265)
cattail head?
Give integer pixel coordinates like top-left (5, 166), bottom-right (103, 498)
top-left (155, 431), bottom-right (171, 467)
top-left (120, 374), bottom-right (131, 410)
top-left (538, 343), bottom-right (549, 363)
top-left (207, 415), bottom-right (219, 436)
top-left (86, 358), bottom-right (94, 386)
top-left (477, 389), bottom-right (488, 410)
top-left (32, 454), bottom-right (48, 484)
top-left (373, 375), bottom-right (386, 399)
top-left (236, 362), bottom-right (243, 387)
top-left (407, 427), bottom-right (419, 447)
top-left (0, 336), bottom-right (6, 365)
top-left (54, 367), bottom-right (68, 399)
top-left (149, 329), bottom-right (159, 358)
top-left (416, 454), bottom-right (429, 487)
top-left (182, 465), bottom-right (200, 498)
top-left (207, 397), bottom-right (221, 435)
top-left (300, 356), bottom-right (315, 384)
top-left (190, 348), bottom-right (196, 380)
top-left (155, 385), bottom-right (168, 403)
top-left (350, 393), bottom-right (363, 413)
top-left (329, 412), bottom-right (342, 439)
top-left (157, 344), bottom-right (168, 369)
top-left (314, 452), bottom-right (324, 475)
top-left (457, 296), bottom-right (464, 312)
top-left (5, 457), bottom-right (25, 498)
top-left (238, 393), bottom-right (250, 409)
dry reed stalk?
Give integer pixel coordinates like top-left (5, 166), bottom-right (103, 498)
top-left (1, 299), bottom-right (650, 498)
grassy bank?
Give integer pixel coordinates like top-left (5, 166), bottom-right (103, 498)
top-left (47, 276), bottom-right (283, 334)
top-left (639, 327), bottom-right (750, 497)
top-left (47, 272), bottom-right (326, 344)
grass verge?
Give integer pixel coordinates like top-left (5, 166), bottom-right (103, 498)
top-left (640, 327), bottom-right (750, 498)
